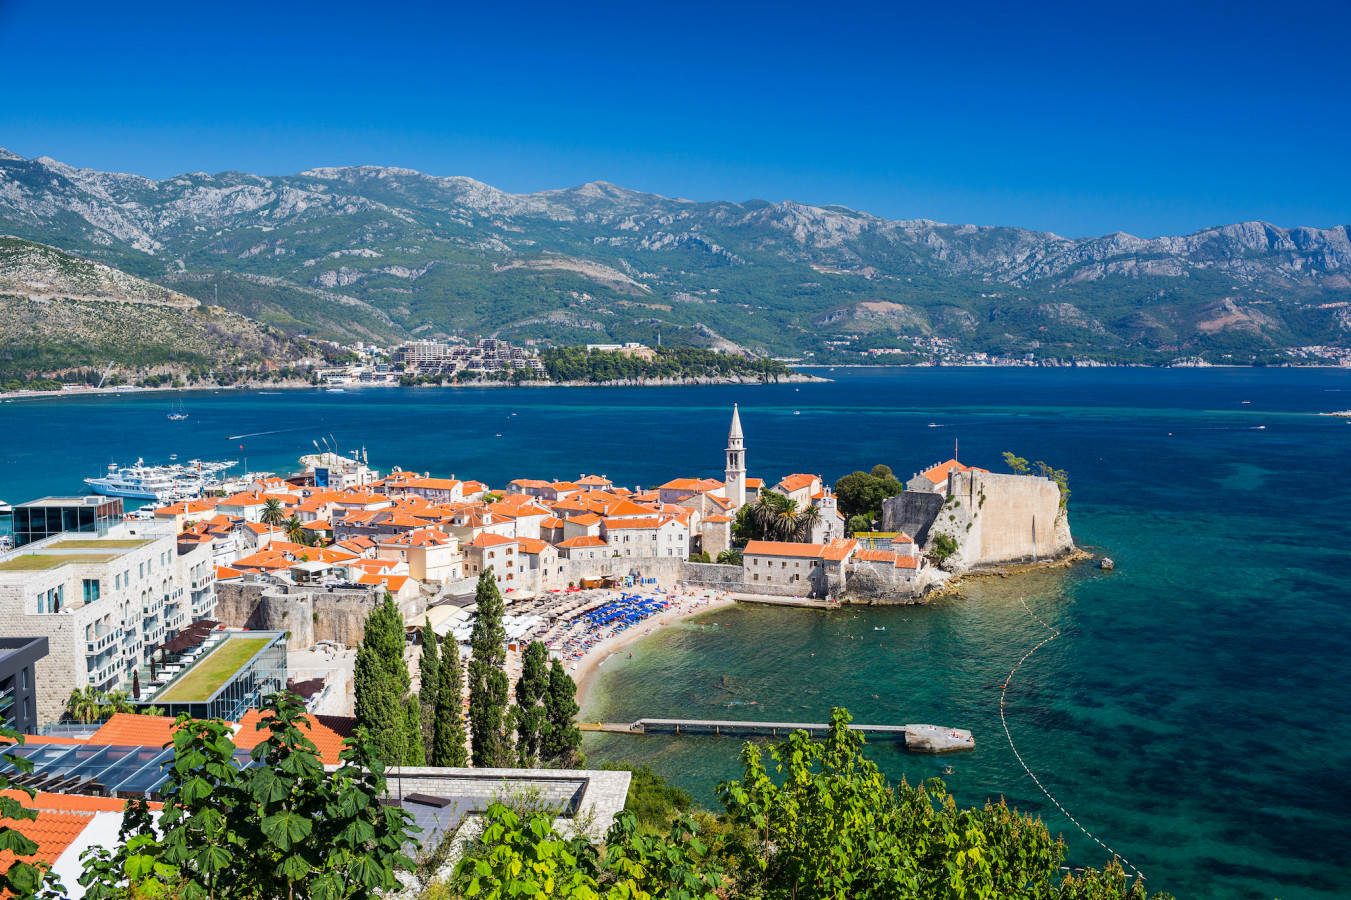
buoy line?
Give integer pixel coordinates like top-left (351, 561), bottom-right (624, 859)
top-left (1000, 597), bottom-right (1145, 881)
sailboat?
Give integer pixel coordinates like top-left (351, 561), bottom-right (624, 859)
top-left (168, 400), bottom-right (189, 421)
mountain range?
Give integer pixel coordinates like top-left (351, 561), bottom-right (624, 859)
top-left (2, 148), bottom-right (1349, 364)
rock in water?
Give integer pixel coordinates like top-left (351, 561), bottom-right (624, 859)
top-left (904, 724), bottom-right (975, 753)
top-left (1100, 557), bottom-right (1115, 570)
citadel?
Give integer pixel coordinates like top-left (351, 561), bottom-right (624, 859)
top-left (0, 405), bottom-right (1072, 729)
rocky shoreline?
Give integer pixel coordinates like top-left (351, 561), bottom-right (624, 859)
top-left (924, 548), bottom-right (1094, 601)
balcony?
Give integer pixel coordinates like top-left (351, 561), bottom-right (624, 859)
top-left (87, 661), bottom-right (118, 687)
top-left (191, 574), bottom-right (215, 591)
top-left (142, 596), bottom-right (164, 616)
top-left (192, 596), bottom-right (217, 617)
top-left (86, 628), bottom-right (120, 654)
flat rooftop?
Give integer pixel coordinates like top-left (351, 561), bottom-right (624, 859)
top-left (155, 636), bottom-right (274, 703)
top-left (15, 496), bottom-right (117, 509)
top-left (47, 539), bottom-right (151, 550)
top-left (0, 553), bottom-right (120, 572)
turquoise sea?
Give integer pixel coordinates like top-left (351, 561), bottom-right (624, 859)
top-left (1, 368), bottom-right (1348, 900)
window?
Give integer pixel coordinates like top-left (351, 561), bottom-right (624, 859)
top-left (138, 562), bottom-right (144, 578)
top-left (83, 579), bottom-right (101, 604)
top-left (115, 574), bottom-right (121, 590)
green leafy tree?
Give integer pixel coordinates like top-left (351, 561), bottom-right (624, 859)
top-left (468, 569), bottom-right (512, 767)
top-left (1035, 461), bottom-right (1071, 508)
top-left (514, 641), bottom-right (550, 767)
top-left (541, 659), bottom-right (582, 767)
top-left (452, 804), bottom-right (722, 900)
top-left (79, 693), bottom-right (418, 900)
top-left (260, 498), bottom-right (287, 527)
top-left (928, 532), bottom-right (960, 565)
top-left (716, 549), bottom-right (744, 566)
top-left (418, 620), bottom-right (440, 760)
top-left (834, 468), bottom-right (905, 523)
top-left (1002, 452), bottom-right (1030, 475)
top-left (432, 633), bottom-right (468, 766)
top-left (846, 514), bottom-right (873, 536)
top-left (688, 551), bottom-right (712, 563)
top-left (284, 515), bottom-right (305, 544)
top-left (353, 592), bottom-right (410, 763)
top-left (718, 708), bottom-right (1057, 900)
top-left (0, 727), bottom-right (67, 900)
top-left (599, 762), bottom-right (695, 832)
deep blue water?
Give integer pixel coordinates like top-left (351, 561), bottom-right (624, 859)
top-left (2, 368), bottom-right (1348, 899)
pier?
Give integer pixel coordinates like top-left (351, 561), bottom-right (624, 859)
top-left (579, 718), bottom-right (975, 752)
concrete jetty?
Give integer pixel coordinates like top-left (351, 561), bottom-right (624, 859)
top-left (579, 718), bottom-right (974, 752)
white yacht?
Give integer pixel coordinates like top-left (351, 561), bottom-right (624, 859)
top-left (85, 459), bottom-right (238, 502)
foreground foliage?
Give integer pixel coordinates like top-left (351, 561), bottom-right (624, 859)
top-left (78, 694), bottom-right (416, 900)
top-left (447, 709), bottom-right (1173, 900)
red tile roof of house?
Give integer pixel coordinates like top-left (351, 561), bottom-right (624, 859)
top-left (1, 790), bottom-right (159, 813)
top-left (659, 477), bottom-right (723, 492)
top-left (89, 712), bottom-right (181, 747)
top-left (0, 807), bottom-right (94, 871)
top-left (917, 459), bottom-right (989, 484)
top-left (743, 538), bottom-right (857, 561)
top-left (556, 535), bottom-right (608, 548)
top-left (745, 478), bottom-right (764, 488)
top-left (576, 474), bottom-right (612, 486)
top-left (379, 528), bottom-right (453, 548)
top-left (776, 474), bottom-right (819, 493)
top-left (540, 516), bottom-right (566, 529)
top-left (702, 514), bottom-right (733, 524)
top-left (515, 538), bottom-right (550, 554)
top-left (603, 516), bottom-right (676, 530)
top-left (356, 573), bottom-right (411, 592)
top-left (230, 711), bottom-right (356, 766)
top-left (216, 565), bottom-right (245, 580)
top-left (569, 513), bottom-right (603, 526)
top-left (468, 533), bottom-right (516, 548)
top-left (509, 478), bottom-right (551, 489)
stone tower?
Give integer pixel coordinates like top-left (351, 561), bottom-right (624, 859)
top-left (724, 404), bottom-right (746, 508)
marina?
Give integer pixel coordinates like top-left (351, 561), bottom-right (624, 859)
top-left (83, 458), bottom-right (238, 502)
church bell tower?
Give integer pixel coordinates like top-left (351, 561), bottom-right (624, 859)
top-left (725, 404), bottom-right (746, 508)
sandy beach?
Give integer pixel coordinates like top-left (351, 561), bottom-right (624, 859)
top-left (542, 588), bottom-right (737, 711)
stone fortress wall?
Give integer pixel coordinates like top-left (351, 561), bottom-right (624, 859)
top-left (882, 470), bottom-right (1073, 573)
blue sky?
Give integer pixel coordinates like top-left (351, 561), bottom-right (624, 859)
top-left (1, 0), bottom-right (1346, 238)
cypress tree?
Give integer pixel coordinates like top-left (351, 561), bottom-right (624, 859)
top-left (418, 619), bottom-right (441, 758)
top-left (467, 569), bottom-right (511, 767)
top-left (541, 658), bottom-right (583, 767)
top-left (402, 695), bottom-right (424, 766)
top-left (514, 641), bottom-right (550, 767)
top-left (432, 634), bottom-right (467, 766)
top-left (353, 592), bottom-right (410, 764)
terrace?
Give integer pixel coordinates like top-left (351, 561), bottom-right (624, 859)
top-left (138, 630), bottom-right (287, 721)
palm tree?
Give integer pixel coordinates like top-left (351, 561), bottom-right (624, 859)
top-left (66, 686), bottom-right (104, 724)
top-left (717, 549), bottom-right (744, 566)
top-left (794, 505), bottom-right (822, 542)
top-left (284, 515), bottom-right (305, 544)
top-left (260, 498), bottom-right (286, 527)
top-left (102, 690), bottom-right (134, 715)
top-left (749, 492), bottom-right (787, 540)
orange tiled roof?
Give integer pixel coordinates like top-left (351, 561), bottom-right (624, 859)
top-left (509, 479), bottom-right (551, 489)
top-left (917, 459), bottom-right (989, 484)
top-left (468, 533), bottom-right (516, 548)
top-left (776, 474), bottom-right (819, 493)
top-left (89, 713), bottom-right (180, 747)
top-left (744, 538), bottom-right (858, 561)
top-left (576, 474), bottom-right (612, 486)
top-left (549, 481), bottom-right (580, 492)
top-left (659, 477), bottom-right (722, 492)
top-left (569, 513), bottom-right (603, 526)
top-left (556, 535), bottom-right (608, 548)
top-left (703, 514), bottom-right (733, 524)
top-left (602, 516), bottom-right (675, 530)
top-left (216, 565), bottom-right (245, 579)
top-left (356, 573), bottom-right (411, 591)
top-left (744, 477), bottom-right (764, 488)
top-left (540, 516), bottom-right (566, 529)
top-left (233, 710), bottom-right (354, 765)
top-left (0, 790), bottom-right (159, 813)
top-left (514, 537), bottom-right (550, 554)
top-left (0, 807), bottom-right (94, 870)
top-left (893, 555), bottom-right (921, 569)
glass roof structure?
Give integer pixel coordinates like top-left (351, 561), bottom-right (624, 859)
top-left (0, 742), bottom-right (257, 797)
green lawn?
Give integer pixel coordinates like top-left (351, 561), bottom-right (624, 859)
top-left (156, 638), bottom-right (271, 702)
top-left (48, 539), bottom-right (149, 550)
top-left (0, 553), bottom-right (118, 571)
